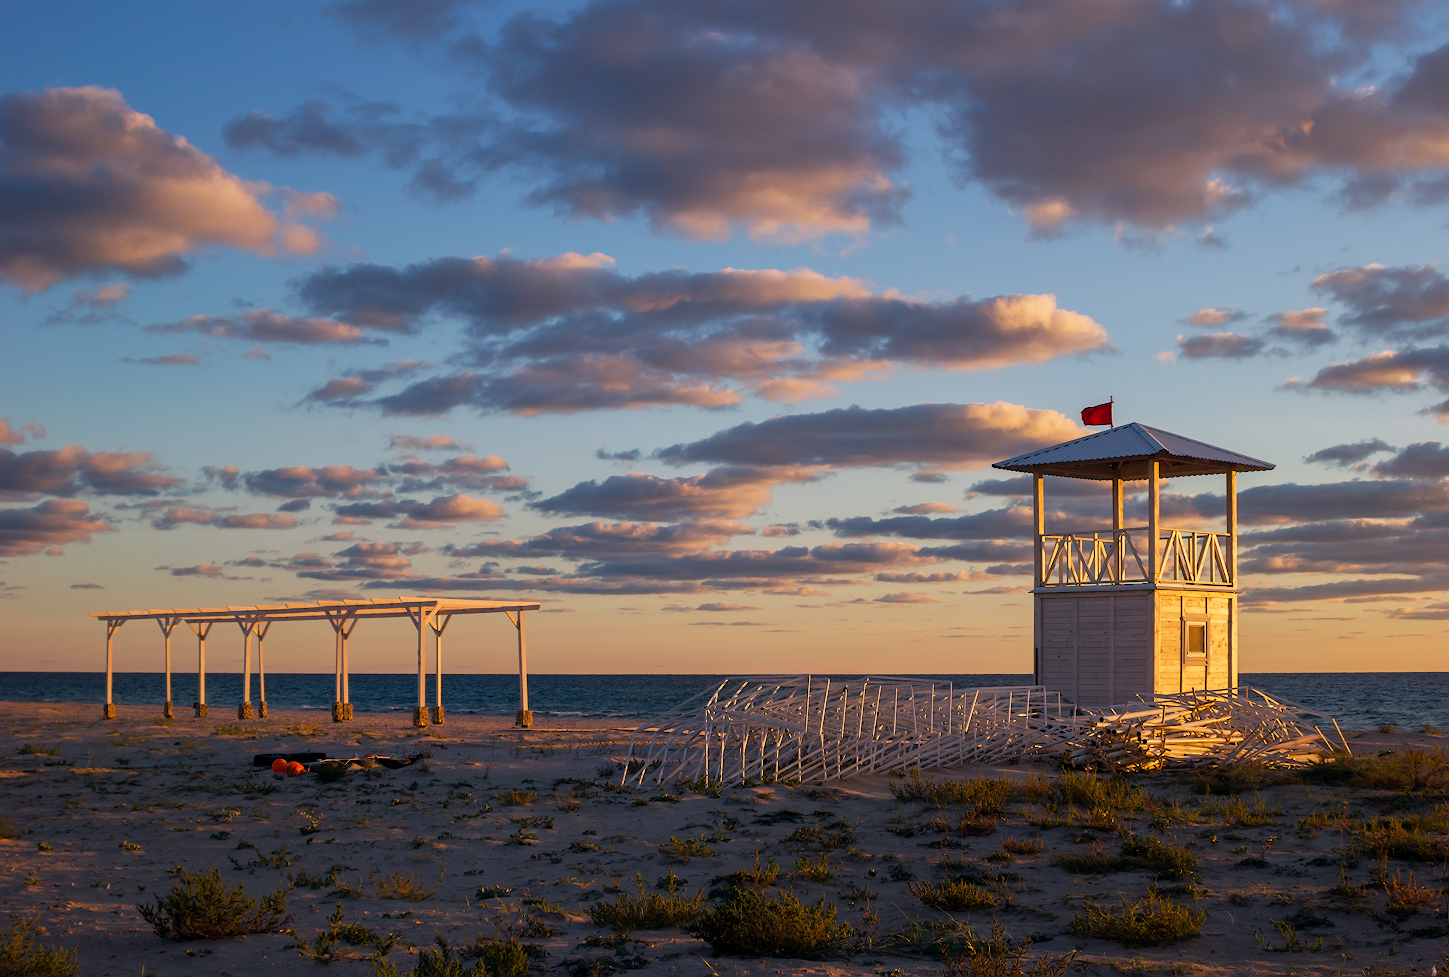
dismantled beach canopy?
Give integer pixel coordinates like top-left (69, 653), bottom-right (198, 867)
top-left (992, 422), bottom-right (1274, 481)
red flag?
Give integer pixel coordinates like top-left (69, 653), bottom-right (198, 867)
top-left (1081, 400), bottom-right (1113, 426)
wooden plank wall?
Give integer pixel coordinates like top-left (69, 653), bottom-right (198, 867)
top-left (1037, 592), bottom-right (1153, 707)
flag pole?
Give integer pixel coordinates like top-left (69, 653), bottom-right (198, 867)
top-left (1110, 396), bottom-right (1114, 427)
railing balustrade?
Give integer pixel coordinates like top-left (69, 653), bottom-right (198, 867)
top-left (1038, 528), bottom-right (1232, 587)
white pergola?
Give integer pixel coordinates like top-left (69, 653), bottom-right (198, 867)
top-left (91, 597), bottom-right (542, 728)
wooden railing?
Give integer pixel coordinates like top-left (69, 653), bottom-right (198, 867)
top-left (1039, 528), bottom-right (1233, 588)
top-left (1157, 529), bottom-right (1233, 586)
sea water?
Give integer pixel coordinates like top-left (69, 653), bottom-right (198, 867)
top-left (1, 671), bottom-right (1445, 730)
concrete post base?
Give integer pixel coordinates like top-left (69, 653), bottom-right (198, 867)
top-left (413, 707), bottom-right (429, 728)
top-left (331, 703), bottom-right (352, 722)
top-left (259, 701), bottom-right (268, 719)
top-left (238, 702), bottom-right (254, 720)
top-left (432, 705), bottom-right (445, 724)
top-left (102, 704), bottom-right (116, 720)
top-left (515, 709), bottom-right (533, 728)
top-left (193, 702), bottom-right (208, 718)
top-left (163, 701), bottom-right (174, 720)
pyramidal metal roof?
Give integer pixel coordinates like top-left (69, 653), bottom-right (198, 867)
top-left (993, 423), bottom-right (1274, 480)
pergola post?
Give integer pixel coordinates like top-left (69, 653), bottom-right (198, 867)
top-left (187, 621), bottom-right (213, 717)
top-left (326, 611), bottom-right (356, 721)
top-left (404, 603), bottom-right (436, 728)
top-left (237, 615), bottom-right (255, 720)
top-left (508, 609), bottom-right (532, 728)
top-left (102, 619), bottom-right (123, 719)
top-left (431, 614), bottom-right (452, 725)
top-left (256, 621), bottom-right (271, 719)
top-left (156, 616), bottom-right (180, 719)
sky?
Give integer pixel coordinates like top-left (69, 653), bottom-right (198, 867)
top-left (2, 0), bottom-right (1449, 677)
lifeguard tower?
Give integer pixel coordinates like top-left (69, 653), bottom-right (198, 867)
top-left (993, 424), bottom-right (1274, 708)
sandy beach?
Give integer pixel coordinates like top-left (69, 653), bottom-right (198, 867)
top-left (1, 701), bottom-right (1446, 977)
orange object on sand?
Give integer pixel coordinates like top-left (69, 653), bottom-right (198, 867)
top-left (286, 761), bottom-right (305, 776)
top-left (271, 757), bottom-right (288, 773)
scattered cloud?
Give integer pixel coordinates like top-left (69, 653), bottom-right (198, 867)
top-left (0, 499), bottom-right (113, 556)
top-left (0, 86), bottom-right (334, 292)
top-left (287, 255), bottom-right (1108, 416)
top-left (655, 402), bottom-right (1080, 471)
top-left (1304, 439), bottom-right (1396, 468)
top-left (0, 443), bottom-right (182, 498)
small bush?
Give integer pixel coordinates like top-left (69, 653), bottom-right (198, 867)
top-left (658, 837), bottom-right (716, 862)
top-left (1001, 837), bottom-right (1043, 856)
top-left (0, 914), bottom-right (78, 977)
top-left (940, 920), bottom-right (1074, 977)
top-left (784, 823), bottom-right (855, 849)
top-left (587, 876), bottom-right (705, 933)
top-left (499, 789), bottom-right (537, 806)
top-left (370, 934), bottom-right (481, 977)
top-left (909, 879), bottom-right (998, 912)
top-left (1383, 869), bottom-right (1438, 917)
top-left (0, 819), bottom-right (24, 840)
top-left (889, 772), bottom-right (1017, 816)
top-left (688, 890), bottom-right (852, 958)
top-left (791, 853), bottom-right (839, 883)
top-left (287, 902), bottom-right (400, 962)
top-left (1052, 837), bottom-right (1195, 879)
top-left (371, 870), bottom-right (442, 901)
top-left (1068, 889), bottom-right (1204, 947)
top-left (1051, 771), bottom-right (1145, 812)
top-left (458, 934), bottom-right (532, 977)
top-left (1219, 795), bottom-right (1279, 827)
top-left (1357, 819), bottom-right (1449, 863)
top-left (136, 866), bottom-right (288, 940)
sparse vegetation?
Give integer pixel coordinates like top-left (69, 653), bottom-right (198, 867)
top-left (791, 852), bottom-right (839, 883)
top-left (1068, 889), bottom-right (1205, 947)
top-left (1001, 837), bottom-right (1044, 856)
top-left (658, 836), bottom-right (716, 862)
top-left (287, 902), bottom-right (400, 962)
top-left (587, 876), bottom-right (705, 933)
top-left (1053, 837), bottom-right (1196, 879)
top-left (136, 866), bottom-right (289, 940)
top-left (499, 789), bottom-right (537, 806)
top-left (370, 870), bottom-right (443, 901)
top-left (688, 890), bottom-right (853, 958)
top-left (909, 878), bottom-right (998, 911)
top-left (940, 920), bottom-right (1074, 977)
top-left (0, 914), bottom-right (78, 977)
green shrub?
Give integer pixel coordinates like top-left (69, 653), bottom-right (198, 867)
top-left (1051, 771), bottom-right (1145, 812)
top-left (908, 879), bottom-right (998, 911)
top-left (791, 853), bottom-right (839, 883)
top-left (587, 876), bottom-right (705, 933)
top-left (1068, 890), bottom-right (1204, 947)
top-left (1357, 819), bottom-right (1449, 863)
top-left (136, 866), bottom-right (288, 940)
top-left (457, 934), bottom-right (531, 977)
top-left (287, 902), bottom-right (400, 962)
top-left (888, 771), bottom-right (1017, 816)
top-left (783, 823), bottom-right (855, 849)
top-left (371, 870), bottom-right (442, 901)
top-left (371, 934), bottom-right (482, 977)
top-left (1052, 837), bottom-right (1195, 879)
top-left (1119, 837), bottom-right (1196, 878)
top-left (498, 789), bottom-right (537, 806)
top-left (0, 914), bottom-right (78, 977)
top-left (688, 890), bottom-right (853, 957)
top-left (940, 920), bottom-right (1074, 977)
top-left (658, 837), bottom-right (716, 862)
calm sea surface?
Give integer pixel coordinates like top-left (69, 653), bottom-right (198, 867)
top-left (1, 671), bottom-right (1445, 730)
